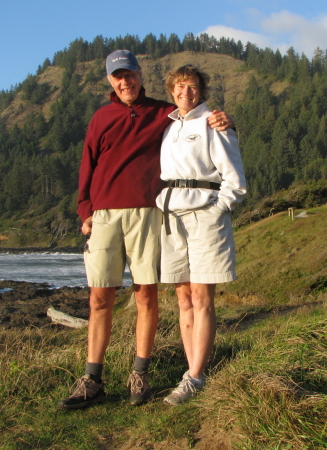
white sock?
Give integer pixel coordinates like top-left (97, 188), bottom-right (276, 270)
top-left (189, 374), bottom-right (204, 385)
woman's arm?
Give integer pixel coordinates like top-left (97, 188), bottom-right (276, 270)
top-left (211, 129), bottom-right (246, 212)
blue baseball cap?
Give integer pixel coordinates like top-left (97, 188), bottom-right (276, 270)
top-left (106, 50), bottom-right (139, 75)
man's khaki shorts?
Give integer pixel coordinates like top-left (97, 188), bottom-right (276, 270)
top-left (84, 208), bottom-right (162, 287)
top-left (160, 205), bottom-right (236, 284)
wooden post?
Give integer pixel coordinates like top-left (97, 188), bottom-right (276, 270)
top-left (288, 207), bottom-right (295, 220)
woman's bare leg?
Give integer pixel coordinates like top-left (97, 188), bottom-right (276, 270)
top-left (175, 282), bottom-right (194, 368)
top-left (175, 282), bottom-right (216, 379)
top-left (189, 283), bottom-right (216, 379)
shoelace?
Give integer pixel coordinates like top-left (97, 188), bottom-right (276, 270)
top-left (174, 378), bottom-right (197, 395)
top-left (128, 372), bottom-right (146, 393)
top-left (69, 377), bottom-right (89, 399)
top-left (70, 376), bottom-right (99, 400)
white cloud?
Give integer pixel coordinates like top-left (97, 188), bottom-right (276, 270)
top-left (201, 10), bottom-right (327, 58)
top-left (262, 10), bottom-right (327, 57)
top-left (203, 25), bottom-right (271, 49)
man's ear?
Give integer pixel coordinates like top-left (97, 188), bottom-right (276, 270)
top-left (107, 75), bottom-right (112, 86)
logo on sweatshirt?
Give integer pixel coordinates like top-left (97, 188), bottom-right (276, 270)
top-left (185, 134), bottom-right (201, 142)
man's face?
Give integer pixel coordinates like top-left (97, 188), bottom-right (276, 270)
top-left (108, 69), bottom-right (142, 106)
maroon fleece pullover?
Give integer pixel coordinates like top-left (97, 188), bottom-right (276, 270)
top-left (77, 88), bottom-right (174, 222)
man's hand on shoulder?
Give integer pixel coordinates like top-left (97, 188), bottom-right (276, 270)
top-left (81, 216), bottom-right (93, 235)
top-left (208, 110), bottom-right (235, 131)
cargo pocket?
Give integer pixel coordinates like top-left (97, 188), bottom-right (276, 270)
top-left (87, 210), bottom-right (113, 253)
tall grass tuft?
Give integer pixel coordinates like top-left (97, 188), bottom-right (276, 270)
top-left (199, 304), bottom-right (327, 449)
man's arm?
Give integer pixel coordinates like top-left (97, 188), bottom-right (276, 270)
top-left (77, 116), bottom-right (98, 224)
top-left (208, 110), bottom-right (235, 131)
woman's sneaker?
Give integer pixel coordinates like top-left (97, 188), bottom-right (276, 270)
top-left (57, 374), bottom-right (106, 410)
top-left (164, 371), bottom-right (204, 406)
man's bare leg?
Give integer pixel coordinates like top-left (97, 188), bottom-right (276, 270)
top-left (128, 283), bottom-right (158, 405)
top-left (88, 286), bottom-right (116, 363)
top-left (57, 286), bottom-right (115, 410)
top-left (134, 283), bottom-right (158, 358)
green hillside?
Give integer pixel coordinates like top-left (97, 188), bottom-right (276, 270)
top-left (0, 33), bottom-right (327, 247)
top-left (1, 205), bottom-right (327, 449)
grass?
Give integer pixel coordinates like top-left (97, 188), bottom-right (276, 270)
top-left (200, 303), bottom-right (327, 449)
top-left (2, 302), bottom-right (327, 449)
top-left (1, 205), bottom-right (327, 449)
top-left (224, 205), bottom-right (327, 307)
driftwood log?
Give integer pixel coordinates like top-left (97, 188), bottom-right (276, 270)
top-left (47, 306), bottom-right (88, 328)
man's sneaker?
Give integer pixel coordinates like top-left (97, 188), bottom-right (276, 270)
top-left (57, 374), bottom-right (106, 410)
top-left (164, 371), bottom-right (204, 406)
top-left (127, 370), bottom-right (152, 406)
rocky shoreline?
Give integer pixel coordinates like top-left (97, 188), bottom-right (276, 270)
top-left (0, 280), bottom-right (129, 330)
top-left (0, 280), bottom-right (90, 329)
top-left (0, 246), bottom-right (80, 254)
top-left (0, 247), bottom-right (131, 329)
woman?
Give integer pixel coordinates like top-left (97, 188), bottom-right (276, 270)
top-left (156, 65), bottom-right (246, 405)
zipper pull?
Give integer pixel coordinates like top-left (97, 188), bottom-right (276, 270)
top-left (130, 107), bottom-right (136, 127)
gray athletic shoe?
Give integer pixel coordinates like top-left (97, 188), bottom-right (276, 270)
top-left (127, 370), bottom-right (152, 406)
top-left (164, 371), bottom-right (204, 406)
top-left (58, 374), bottom-right (106, 410)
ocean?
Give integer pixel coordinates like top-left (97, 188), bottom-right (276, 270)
top-left (0, 252), bottom-right (132, 289)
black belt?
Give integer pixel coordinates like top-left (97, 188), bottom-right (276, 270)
top-left (163, 179), bottom-right (221, 235)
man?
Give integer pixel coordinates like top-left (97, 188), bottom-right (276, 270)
top-left (58, 50), bottom-right (233, 410)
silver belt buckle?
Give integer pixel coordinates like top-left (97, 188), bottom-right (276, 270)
top-left (179, 180), bottom-right (187, 188)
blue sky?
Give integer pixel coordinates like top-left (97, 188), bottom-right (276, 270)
top-left (1, 0), bottom-right (327, 91)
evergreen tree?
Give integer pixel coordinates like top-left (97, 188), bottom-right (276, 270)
top-left (168, 33), bottom-right (181, 53)
top-left (143, 33), bottom-right (157, 55)
top-left (182, 33), bottom-right (196, 51)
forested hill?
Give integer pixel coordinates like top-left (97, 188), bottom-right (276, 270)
top-left (0, 33), bottom-right (327, 248)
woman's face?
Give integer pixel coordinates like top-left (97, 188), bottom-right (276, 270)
top-left (171, 76), bottom-right (200, 117)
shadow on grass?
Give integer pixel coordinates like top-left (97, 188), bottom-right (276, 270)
top-left (216, 300), bottom-right (324, 334)
top-left (151, 338), bottom-right (250, 393)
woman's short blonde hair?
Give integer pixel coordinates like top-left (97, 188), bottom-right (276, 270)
top-left (165, 64), bottom-right (211, 102)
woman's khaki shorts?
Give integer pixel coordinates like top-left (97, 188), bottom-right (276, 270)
top-left (84, 208), bottom-right (162, 287)
top-left (160, 205), bottom-right (236, 284)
